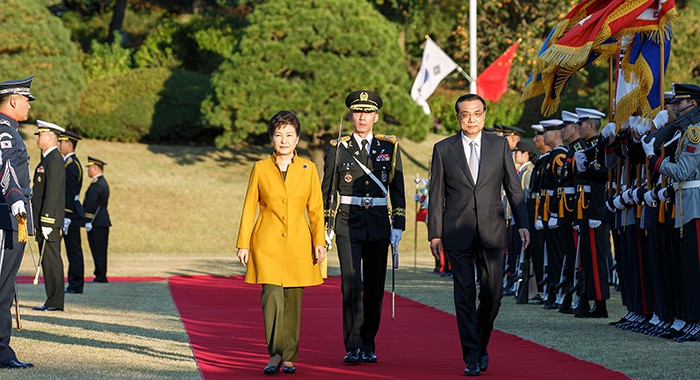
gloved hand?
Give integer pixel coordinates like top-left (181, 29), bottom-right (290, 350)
top-left (621, 116), bottom-right (638, 131)
top-left (589, 219), bottom-right (602, 229)
top-left (632, 188), bottom-right (644, 204)
top-left (324, 229), bottom-right (335, 247)
top-left (548, 216), bottom-right (558, 229)
top-left (605, 199), bottom-right (615, 212)
top-left (642, 136), bottom-right (656, 158)
top-left (644, 190), bottom-right (657, 207)
top-left (41, 226), bottom-right (52, 240)
top-left (63, 218), bottom-right (71, 235)
top-left (658, 188), bottom-right (669, 202)
top-left (390, 229), bottom-right (403, 246)
top-left (653, 110), bottom-right (669, 129)
top-left (634, 118), bottom-right (652, 135)
top-left (613, 195), bottom-right (626, 210)
top-left (601, 122), bottom-right (616, 139)
top-left (535, 218), bottom-right (544, 230)
top-left (85, 222), bottom-right (93, 232)
top-left (573, 224), bottom-right (580, 232)
top-left (574, 151), bottom-right (587, 172)
top-left (11, 200), bottom-right (26, 218)
top-left (622, 188), bottom-right (634, 204)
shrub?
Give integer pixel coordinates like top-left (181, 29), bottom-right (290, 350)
top-left (83, 33), bottom-right (134, 80)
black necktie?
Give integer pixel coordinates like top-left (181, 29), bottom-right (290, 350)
top-left (360, 139), bottom-right (369, 165)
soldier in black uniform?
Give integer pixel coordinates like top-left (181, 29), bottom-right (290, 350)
top-left (0, 76), bottom-right (35, 369)
top-left (83, 157), bottom-right (111, 283)
top-left (321, 90), bottom-right (405, 364)
top-left (59, 130), bottom-right (85, 294)
top-left (528, 124), bottom-right (550, 299)
top-left (32, 120), bottom-right (66, 312)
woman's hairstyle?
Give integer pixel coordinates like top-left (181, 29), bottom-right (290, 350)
top-left (268, 110), bottom-right (301, 140)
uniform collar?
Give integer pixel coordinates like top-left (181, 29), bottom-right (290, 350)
top-left (353, 132), bottom-right (374, 148)
top-left (43, 145), bottom-right (58, 158)
top-left (64, 152), bottom-right (75, 161)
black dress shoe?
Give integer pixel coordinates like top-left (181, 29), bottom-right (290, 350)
top-left (32, 305), bottom-right (64, 311)
top-left (263, 355), bottom-right (282, 375)
top-left (464, 362), bottom-right (480, 376)
top-left (0, 358), bottom-right (34, 369)
top-left (479, 354), bottom-right (489, 372)
top-left (282, 364), bottom-right (296, 374)
top-left (64, 289), bottom-right (83, 294)
top-left (343, 348), bottom-right (361, 364)
top-left (361, 350), bottom-right (377, 363)
top-left (92, 278), bottom-right (109, 283)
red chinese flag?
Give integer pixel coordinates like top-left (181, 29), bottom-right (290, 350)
top-left (476, 42), bottom-right (519, 102)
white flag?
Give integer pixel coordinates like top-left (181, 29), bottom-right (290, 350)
top-left (410, 38), bottom-right (459, 114)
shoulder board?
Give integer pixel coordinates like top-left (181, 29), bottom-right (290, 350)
top-left (374, 134), bottom-right (398, 144)
top-left (330, 136), bottom-right (351, 147)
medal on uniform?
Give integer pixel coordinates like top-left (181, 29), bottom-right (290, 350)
top-left (381, 171), bottom-right (388, 182)
top-left (344, 173), bottom-right (353, 183)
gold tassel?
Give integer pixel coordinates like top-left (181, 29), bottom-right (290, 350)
top-left (671, 204), bottom-right (675, 220)
top-left (17, 218), bottom-right (28, 243)
top-left (543, 193), bottom-right (550, 222)
top-left (636, 204), bottom-right (642, 219)
top-left (558, 195), bottom-right (564, 218)
top-left (658, 201), bottom-right (666, 224)
top-left (534, 196), bottom-right (540, 225)
top-left (577, 187), bottom-right (585, 220)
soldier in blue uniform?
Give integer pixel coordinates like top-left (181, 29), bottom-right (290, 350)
top-left (32, 120), bottom-right (66, 312)
top-left (59, 130), bottom-right (85, 294)
top-left (321, 90), bottom-right (406, 364)
top-left (0, 76), bottom-right (35, 369)
top-left (83, 157), bottom-right (111, 283)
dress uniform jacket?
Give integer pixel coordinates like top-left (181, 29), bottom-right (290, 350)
top-left (237, 154), bottom-right (325, 287)
top-left (32, 148), bottom-right (65, 240)
top-left (83, 175), bottom-right (111, 228)
top-left (64, 153), bottom-right (84, 222)
top-left (0, 113), bottom-right (33, 233)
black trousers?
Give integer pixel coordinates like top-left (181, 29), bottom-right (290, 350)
top-left (335, 234), bottom-right (389, 352)
top-left (88, 227), bottom-right (109, 282)
top-left (579, 225), bottom-right (610, 301)
top-left (38, 237), bottom-right (64, 309)
top-left (63, 222), bottom-right (84, 292)
top-left (0, 230), bottom-right (24, 362)
top-left (446, 232), bottom-right (504, 365)
top-left (680, 219), bottom-right (700, 321)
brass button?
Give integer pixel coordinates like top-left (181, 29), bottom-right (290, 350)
top-left (365, 181), bottom-right (370, 185)
top-left (282, 216), bottom-right (286, 221)
top-left (282, 232), bottom-right (287, 237)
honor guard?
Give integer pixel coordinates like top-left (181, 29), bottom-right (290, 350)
top-left (32, 120), bottom-right (67, 312)
top-left (0, 76), bottom-right (35, 369)
top-left (83, 157), bottom-right (111, 283)
top-left (321, 90), bottom-right (406, 364)
top-left (59, 130), bottom-right (85, 294)
top-left (527, 124), bottom-right (550, 300)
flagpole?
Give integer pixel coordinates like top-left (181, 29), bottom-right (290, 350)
top-left (469, 0), bottom-right (477, 93)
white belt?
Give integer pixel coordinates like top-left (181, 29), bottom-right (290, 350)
top-left (546, 190), bottom-right (555, 196)
top-left (674, 180), bottom-right (700, 190)
top-left (560, 186), bottom-right (591, 194)
top-left (340, 196), bottom-right (388, 208)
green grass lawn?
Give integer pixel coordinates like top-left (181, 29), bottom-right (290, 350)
top-left (12, 126), bottom-right (700, 379)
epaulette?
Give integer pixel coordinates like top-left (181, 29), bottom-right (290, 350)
top-left (330, 136), bottom-right (351, 146)
top-left (375, 133), bottom-right (398, 144)
top-left (64, 156), bottom-right (74, 167)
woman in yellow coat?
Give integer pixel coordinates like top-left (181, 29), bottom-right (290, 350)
top-left (236, 110), bottom-right (326, 375)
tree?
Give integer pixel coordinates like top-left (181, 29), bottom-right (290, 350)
top-left (0, 0), bottom-right (86, 126)
top-left (107, 0), bottom-right (128, 44)
top-left (202, 0), bottom-right (431, 164)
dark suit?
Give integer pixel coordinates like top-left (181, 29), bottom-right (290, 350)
top-left (32, 147), bottom-right (66, 309)
top-left (63, 153), bottom-right (85, 292)
top-left (0, 113), bottom-right (33, 363)
top-left (428, 131), bottom-right (527, 364)
top-left (84, 175), bottom-right (111, 282)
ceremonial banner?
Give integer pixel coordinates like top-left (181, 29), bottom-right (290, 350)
top-left (410, 37), bottom-right (458, 114)
top-left (476, 42), bottom-right (519, 102)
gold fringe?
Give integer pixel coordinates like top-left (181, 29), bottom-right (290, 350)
top-left (543, 193), bottom-right (550, 222)
top-left (658, 201), bottom-right (666, 223)
top-left (17, 218), bottom-right (28, 243)
top-left (534, 195), bottom-right (540, 225)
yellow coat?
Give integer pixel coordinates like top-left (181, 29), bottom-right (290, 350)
top-left (236, 154), bottom-right (326, 287)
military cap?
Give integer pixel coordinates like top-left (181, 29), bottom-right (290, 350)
top-left (530, 124), bottom-right (544, 135)
top-left (664, 91), bottom-right (674, 101)
top-left (540, 119), bottom-right (565, 131)
top-left (498, 124), bottom-right (525, 136)
top-left (561, 110), bottom-right (579, 124)
top-left (514, 140), bottom-right (537, 155)
top-left (575, 107), bottom-right (606, 122)
top-left (86, 156), bottom-right (107, 168)
top-left (491, 124), bottom-right (504, 135)
top-left (483, 125), bottom-right (495, 133)
top-left (59, 129), bottom-right (82, 141)
top-left (345, 90), bottom-right (382, 112)
top-left (669, 83), bottom-right (700, 103)
top-left (0, 76), bottom-right (35, 101)
top-left (35, 120), bottom-right (65, 135)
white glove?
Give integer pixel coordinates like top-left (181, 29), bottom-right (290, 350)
top-left (644, 190), bottom-right (656, 207)
top-left (601, 122), bottom-right (616, 139)
top-left (324, 229), bottom-right (335, 247)
top-left (574, 151), bottom-right (587, 172)
top-left (605, 199), bottom-right (615, 212)
top-left (622, 188), bottom-right (634, 204)
top-left (85, 222), bottom-right (93, 232)
top-left (548, 216), bottom-right (558, 229)
top-left (390, 229), bottom-right (403, 246)
top-left (613, 195), bottom-right (625, 210)
top-left (658, 188), bottom-right (669, 202)
top-left (642, 136), bottom-right (656, 157)
top-left (573, 224), bottom-right (580, 232)
top-left (11, 200), bottom-right (26, 217)
top-left (535, 219), bottom-right (544, 230)
top-left (653, 110), bottom-right (669, 129)
top-left (589, 219), bottom-right (602, 229)
top-left (634, 118), bottom-right (652, 135)
top-left (41, 226), bottom-right (52, 240)
top-left (63, 218), bottom-right (71, 235)
top-left (621, 116), bottom-right (637, 131)
top-left (632, 188), bottom-right (643, 204)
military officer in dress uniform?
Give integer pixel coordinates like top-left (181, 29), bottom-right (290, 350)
top-left (0, 76), bottom-right (35, 369)
top-left (528, 124), bottom-right (550, 300)
top-left (321, 90), bottom-right (405, 364)
top-left (32, 120), bottom-right (66, 312)
top-left (83, 157), bottom-right (111, 283)
top-left (59, 130), bottom-right (85, 294)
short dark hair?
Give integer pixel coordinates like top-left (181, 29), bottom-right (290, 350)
top-left (268, 110), bottom-right (301, 140)
top-left (455, 94), bottom-right (487, 114)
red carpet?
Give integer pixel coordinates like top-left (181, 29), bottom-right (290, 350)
top-left (17, 275), bottom-right (165, 284)
top-left (169, 275), bottom-right (629, 379)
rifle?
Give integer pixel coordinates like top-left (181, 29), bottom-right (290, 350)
top-left (515, 246), bottom-right (530, 304)
top-left (569, 232), bottom-right (584, 309)
top-left (14, 285), bottom-right (21, 331)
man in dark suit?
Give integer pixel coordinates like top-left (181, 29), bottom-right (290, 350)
top-left (83, 156), bottom-right (111, 283)
top-left (59, 130), bottom-right (85, 294)
top-left (32, 120), bottom-right (66, 312)
top-left (0, 76), bottom-right (36, 369)
top-left (428, 94), bottom-right (529, 376)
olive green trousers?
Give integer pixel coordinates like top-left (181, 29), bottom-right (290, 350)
top-left (261, 285), bottom-right (304, 361)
